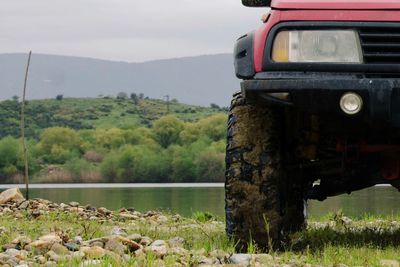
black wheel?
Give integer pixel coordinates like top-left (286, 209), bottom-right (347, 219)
top-left (225, 92), bottom-right (306, 251)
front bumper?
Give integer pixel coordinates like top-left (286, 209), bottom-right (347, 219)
top-left (242, 73), bottom-right (400, 127)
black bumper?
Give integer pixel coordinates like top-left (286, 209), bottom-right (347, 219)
top-left (241, 73), bottom-right (400, 127)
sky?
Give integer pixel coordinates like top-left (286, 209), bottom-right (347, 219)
top-left (0, 0), bottom-right (265, 62)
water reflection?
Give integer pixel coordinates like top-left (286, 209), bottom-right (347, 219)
top-left (15, 186), bottom-right (400, 218)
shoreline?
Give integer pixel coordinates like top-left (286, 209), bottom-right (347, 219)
top-left (0, 183), bottom-right (392, 189)
top-left (0, 183), bottom-right (225, 189)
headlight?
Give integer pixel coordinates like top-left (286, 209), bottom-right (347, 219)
top-left (272, 30), bottom-right (363, 63)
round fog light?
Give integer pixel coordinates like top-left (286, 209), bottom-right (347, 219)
top-left (340, 92), bottom-right (363, 115)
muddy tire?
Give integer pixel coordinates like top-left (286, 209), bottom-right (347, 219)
top-left (225, 92), bottom-right (306, 251)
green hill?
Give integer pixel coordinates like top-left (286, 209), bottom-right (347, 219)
top-left (0, 96), bottom-right (226, 139)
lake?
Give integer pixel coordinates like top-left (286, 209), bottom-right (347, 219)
top-left (1, 184), bottom-right (399, 218)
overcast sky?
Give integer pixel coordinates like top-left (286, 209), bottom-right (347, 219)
top-left (0, 0), bottom-right (265, 62)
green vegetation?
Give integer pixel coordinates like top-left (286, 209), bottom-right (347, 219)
top-left (0, 96), bottom-right (227, 183)
top-left (2, 208), bottom-right (400, 266)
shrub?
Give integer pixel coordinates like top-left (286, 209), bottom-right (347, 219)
top-left (152, 115), bottom-right (184, 148)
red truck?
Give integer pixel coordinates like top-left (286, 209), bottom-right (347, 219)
top-left (226, 0), bottom-right (400, 250)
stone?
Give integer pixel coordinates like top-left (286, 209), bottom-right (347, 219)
top-left (45, 251), bottom-right (60, 262)
top-left (4, 249), bottom-right (20, 258)
top-left (38, 234), bottom-right (62, 244)
top-left (104, 239), bottom-right (126, 255)
top-left (127, 234), bottom-right (142, 242)
top-left (169, 237), bottom-right (184, 248)
top-left (381, 260), bottom-right (400, 267)
top-left (114, 236), bottom-right (141, 252)
top-left (18, 201), bottom-right (29, 210)
top-left (69, 202), bottom-right (80, 207)
top-left (0, 188), bottom-right (25, 205)
top-left (139, 236), bottom-right (152, 246)
top-left (230, 254), bottom-right (252, 265)
top-left (64, 242), bottom-right (80, 251)
top-left (145, 240), bottom-right (167, 257)
top-left (71, 251), bottom-right (85, 261)
top-left (97, 207), bottom-right (111, 215)
top-left (12, 236), bottom-right (31, 247)
top-left (34, 255), bottom-right (46, 264)
top-left (90, 241), bottom-right (104, 248)
top-left (199, 258), bottom-right (214, 265)
top-left (74, 236), bottom-right (83, 244)
top-left (110, 227), bottom-right (127, 236)
top-left (27, 233), bottom-right (62, 251)
top-left (80, 246), bottom-right (106, 258)
top-left (50, 243), bottom-right (69, 255)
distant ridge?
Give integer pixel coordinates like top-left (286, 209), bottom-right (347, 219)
top-left (0, 53), bottom-right (238, 106)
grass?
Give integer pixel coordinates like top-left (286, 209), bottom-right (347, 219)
top-left (2, 210), bottom-right (400, 266)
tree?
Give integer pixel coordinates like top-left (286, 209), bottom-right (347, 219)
top-left (152, 116), bottom-right (184, 148)
top-left (39, 127), bottom-right (81, 163)
top-left (210, 103), bottom-right (220, 109)
top-left (130, 93), bottom-right (139, 104)
top-left (117, 92), bottom-right (128, 99)
top-left (12, 96), bottom-right (19, 102)
top-left (56, 94), bottom-right (63, 101)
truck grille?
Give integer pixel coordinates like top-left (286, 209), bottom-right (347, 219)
top-left (359, 28), bottom-right (400, 64)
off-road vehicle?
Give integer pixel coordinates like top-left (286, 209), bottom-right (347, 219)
top-left (226, 0), bottom-right (400, 250)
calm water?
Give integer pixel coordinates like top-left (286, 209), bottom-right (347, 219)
top-left (2, 184), bottom-right (400, 218)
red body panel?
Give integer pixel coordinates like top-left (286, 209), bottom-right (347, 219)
top-left (271, 0), bottom-right (400, 10)
top-left (254, 10), bottom-right (400, 72)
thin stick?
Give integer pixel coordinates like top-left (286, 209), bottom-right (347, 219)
top-left (21, 51), bottom-right (32, 200)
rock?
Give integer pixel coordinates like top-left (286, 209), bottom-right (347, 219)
top-left (45, 251), bottom-right (60, 262)
top-left (119, 212), bottom-right (138, 220)
top-left (38, 234), bottom-right (62, 244)
top-left (139, 236), bottom-right (153, 246)
top-left (90, 241), bottom-right (104, 248)
top-left (114, 236), bottom-right (141, 252)
top-left (12, 236), bottom-right (31, 248)
top-left (69, 202), bottom-right (80, 207)
top-left (64, 242), bottom-right (80, 252)
top-left (169, 237), bottom-right (185, 248)
top-left (199, 258), bottom-right (214, 265)
top-left (145, 240), bottom-right (167, 257)
top-left (110, 227), bottom-right (127, 236)
top-left (230, 254), bottom-right (252, 265)
top-left (381, 260), bottom-right (400, 267)
top-left (50, 243), bottom-right (69, 255)
top-left (97, 207), bottom-right (111, 215)
top-left (74, 236), bottom-right (83, 244)
top-left (151, 240), bottom-right (166, 247)
top-left (104, 238), bottom-right (126, 255)
top-left (71, 251), bottom-right (85, 261)
top-left (127, 234), bottom-right (142, 242)
top-left (80, 246), bottom-right (106, 258)
top-left (0, 188), bottom-right (25, 205)
top-left (18, 201), bottom-right (29, 210)
top-left (4, 248), bottom-right (20, 258)
top-left (34, 255), bottom-right (46, 264)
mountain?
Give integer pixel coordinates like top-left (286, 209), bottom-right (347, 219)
top-left (0, 53), bottom-right (238, 106)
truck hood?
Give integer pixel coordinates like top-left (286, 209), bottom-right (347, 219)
top-left (271, 0), bottom-right (400, 10)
